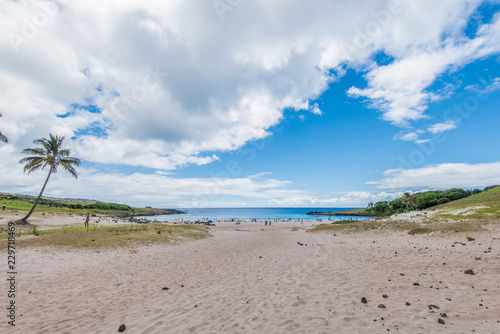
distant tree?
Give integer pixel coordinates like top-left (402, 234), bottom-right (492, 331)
top-left (402, 192), bottom-right (417, 210)
top-left (19, 134), bottom-right (81, 222)
top-left (374, 201), bottom-right (390, 214)
top-left (367, 202), bottom-right (374, 209)
top-left (0, 113), bottom-right (7, 143)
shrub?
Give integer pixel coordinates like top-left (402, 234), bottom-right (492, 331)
top-left (408, 228), bottom-right (432, 235)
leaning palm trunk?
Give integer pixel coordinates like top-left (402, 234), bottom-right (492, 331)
top-left (19, 133), bottom-right (80, 224)
top-left (21, 166), bottom-right (53, 221)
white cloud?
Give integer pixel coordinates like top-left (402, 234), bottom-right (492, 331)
top-left (1, 0), bottom-right (498, 171)
top-left (427, 120), bottom-right (458, 134)
top-left (369, 161), bottom-right (500, 189)
top-left (394, 131), bottom-right (422, 142)
top-left (0, 147), bottom-right (307, 207)
top-left (465, 77), bottom-right (500, 94)
top-left (347, 7), bottom-right (500, 126)
top-left (268, 191), bottom-right (404, 207)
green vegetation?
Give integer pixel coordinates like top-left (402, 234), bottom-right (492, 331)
top-left (0, 224), bottom-right (208, 249)
top-left (365, 187), bottom-right (486, 216)
top-left (62, 201), bottom-right (132, 211)
top-left (0, 192), bottom-right (183, 218)
top-left (408, 228), bottom-right (432, 235)
top-left (433, 185), bottom-right (500, 209)
top-left (311, 187), bottom-right (490, 217)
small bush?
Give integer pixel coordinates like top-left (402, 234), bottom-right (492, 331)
top-left (8, 195), bottom-right (23, 200)
top-left (466, 236), bottom-right (475, 241)
top-left (408, 228), bottom-right (432, 235)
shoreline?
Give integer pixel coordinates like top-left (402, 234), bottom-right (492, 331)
top-left (1, 212), bottom-right (499, 333)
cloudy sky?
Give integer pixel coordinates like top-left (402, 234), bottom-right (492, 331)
top-left (1, 0), bottom-right (500, 208)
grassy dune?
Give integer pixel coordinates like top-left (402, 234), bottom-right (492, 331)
top-left (0, 224), bottom-right (209, 249)
top-left (309, 186), bottom-right (500, 235)
top-left (433, 185), bottom-right (500, 209)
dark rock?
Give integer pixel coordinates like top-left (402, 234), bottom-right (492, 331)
top-left (475, 257), bottom-right (482, 260)
top-left (413, 283), bottom-right (420, 286)
top-left (118, 324), bottom-right (126, 332)
top-left (361, 297), bottom-right (367, 304)
top-left (378, 304), bottom-right (386, 309)
top-left (438, 318), bottom-right (445, 325)
top-left (464, 269), bottom-right (475, 275)
top-left (259, 256), bottom-right (262, 258)
top-left (440, 313), bottom-right (447, 318)
top-left (382, 294), bottom-right (388, 298)
top-left (405, 302), bottom-right (411, 306)
top-left (162, 287), bottom-right (170, 290)
top-left (428, 304), bottom-right (440, 310)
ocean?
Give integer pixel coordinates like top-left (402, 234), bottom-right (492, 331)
top-left (140, 207), bottom-right (373, 222)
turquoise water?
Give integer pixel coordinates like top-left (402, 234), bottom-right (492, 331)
top-left (140, 207), bottom-right (373, 222)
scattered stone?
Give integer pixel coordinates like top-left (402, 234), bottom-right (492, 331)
top-left (428, 304), bottom-right (440, 310)
top-left (361, 297), bottom-right (368, 304)
top-left (413, 283), bottom-right (420, 286)
top-left (378, 304), bottom-right (386, 309)
top-left (440, 313), bottom-right (448, 318)
top-left (405, 302), bottom-right (411, 306)
top-left (438, 318), bottom-right (445, 325)
top-left (464, 269), bottom-right (475, 275)
top-left (259, 256), bottom-right (263, 258)
top-left (382, 294), bottom-right (388, 298)
top-left (194, 305), bottom-right (197, 308)
top-left (118, 324), bottom-right (126, 332)
top-left (475, 257), bottom-right (482, 260)
top-left (181, 285), bottom-right (184, 288)
top-left (162, 287), bottom-right (170, 290)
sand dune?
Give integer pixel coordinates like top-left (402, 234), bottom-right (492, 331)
top-left (2, 219), bottom-right (500, 333)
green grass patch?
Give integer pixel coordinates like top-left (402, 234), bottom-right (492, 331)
top-left (0, 224), bottom-right (209, 249)
top-left (432, 186), bottom-right (500, 210)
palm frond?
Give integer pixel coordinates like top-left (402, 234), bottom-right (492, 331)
top-left (0, 131), bottom-right (7, 143)
top-left (21, 147), bottom-right (46, 156)
top-left (60, 162), bottom-right (79, 178)
top-left (21, 158), bottom-right (45, 174)
top-left (21, 133), bottom-right (79, 178)
top-left (58, 149), bottom-right (71, 157)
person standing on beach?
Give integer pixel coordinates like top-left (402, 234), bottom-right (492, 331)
top-left (3, 203), bottom-right (6, 211)
top-left (85, 212), bottom-right (90, 227)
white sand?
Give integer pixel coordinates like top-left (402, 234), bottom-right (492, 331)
top-left (1, 215), bottom-right (500, 333)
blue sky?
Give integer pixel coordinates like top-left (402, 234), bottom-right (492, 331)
top-left (1, 0), bottom-right (500, 207)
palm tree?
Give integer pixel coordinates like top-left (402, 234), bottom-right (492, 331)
top-left (0, 113), bottom-right (7, 143)
top-left (19, 134), bottom-right (81, 222)
top-left (402, 192), bottom-right (417, 210)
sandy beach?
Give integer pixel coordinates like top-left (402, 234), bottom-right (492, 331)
top-left (1, 214), bottom-right (500, 334)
